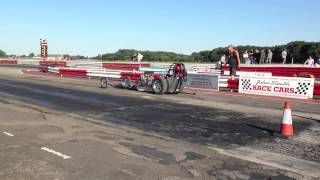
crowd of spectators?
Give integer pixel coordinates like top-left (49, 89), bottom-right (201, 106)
top-left (220, 47), bottom-right (320, 67)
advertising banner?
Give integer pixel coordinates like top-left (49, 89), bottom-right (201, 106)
top-left (187, 74), bottom-right (220, 91)
top-left (186, 64), bottom-right (217, 74)
top-left (239, 76), bottom-right (315, 99)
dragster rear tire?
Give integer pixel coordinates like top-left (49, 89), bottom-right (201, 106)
top-left (166, 77), bottom-right (179, 94)
top-left (152, 77), bottom-right (168, 95)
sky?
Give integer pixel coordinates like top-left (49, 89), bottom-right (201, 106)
top-left (0, 0), bottom-right (319, 56)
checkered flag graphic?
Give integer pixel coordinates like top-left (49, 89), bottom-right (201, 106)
top-left (241, 79), bottom-right (252, 90)
top-left (295, 82), bottom-right (311, 95)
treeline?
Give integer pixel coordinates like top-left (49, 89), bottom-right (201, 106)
top-left (194, 41), bottom-right (320, 63)
top-left (97, 41), bottom-right (320, 63)
top-left (1, 41), bottom-right (319, 63)
top-left (0, 49), bottom-right (6, 57)
top-left (98, 49), bottom-right (191, 62)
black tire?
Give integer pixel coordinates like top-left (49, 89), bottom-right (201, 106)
top-left (99, 77), bottom-right (108, 89)
top-left (166, 77), bottom-right (179, 94)
top-left (152, 77), bottom-right (168, 94)
top-left (124, 76), bottom-right (132, 89)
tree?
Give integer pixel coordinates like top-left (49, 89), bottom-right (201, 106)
top-left (0, 49), bottom-right (6, 57)
top-left (28, 52), bottom-right (35, 58)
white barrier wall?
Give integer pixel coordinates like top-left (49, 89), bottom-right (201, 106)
top-left (17, 59), bottom-right (41, 66)
top-left (66, 61), bottom-right (103, 68)
top-left (150, 63), bottom-right (218, 74)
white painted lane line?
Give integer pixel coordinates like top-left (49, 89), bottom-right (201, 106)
top-left (41, 147), bottom-right (72, 160)
top-left (141, 96), bottom-right (154, 100)
top-left (3, 132), bottom-right (14, 137)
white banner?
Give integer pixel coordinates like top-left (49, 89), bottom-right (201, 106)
top-left (186, 64), bottom-right (217, 74)
top-left (224, 71), bottom-right (272, 77)
top-left (240, 72), bottom-right (272, 77)
top-left (239, 76), bottom-right (315, 99)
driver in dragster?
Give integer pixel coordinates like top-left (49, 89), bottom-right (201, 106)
top-left (136, 63), bottom-right (187, 94)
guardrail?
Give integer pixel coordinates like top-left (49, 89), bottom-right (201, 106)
top-left (59, 69), bottom-right (87, 77)
top-left (87, 69), bottom-right (124, 79)
top-left (102, 63), bottom-right (150, 70)
top-left (0, 60), bottom-right (18, 64)
top-left (40, 61), bottom-right (66, 67)
top-left (4, 59), bottom-right (320, 98)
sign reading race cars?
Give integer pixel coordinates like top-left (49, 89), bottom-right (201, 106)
top-left (239, 76), bottom-right (315, 99)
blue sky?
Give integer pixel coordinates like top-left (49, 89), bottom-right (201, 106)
top-left (0, 0), bottom-right (319, 56)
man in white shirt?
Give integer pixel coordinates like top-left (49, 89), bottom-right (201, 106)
top-left (282, 50), bottom-right (287, 64)
top-left (304, 56), bottom-right (314, 66)
top-left (266, 49), bottom-right (273, 64)
top-left (243, 50), bottom-right (250, 64)
top-left (137, 53), bottom-right (143, 63)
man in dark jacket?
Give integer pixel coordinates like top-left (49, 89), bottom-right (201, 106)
top-left (227, 45), bottom-right (241, 80)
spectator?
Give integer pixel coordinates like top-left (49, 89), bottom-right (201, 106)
top-left (282, 49), bottom-right (287, 64)
top-left (137, 53), bottom-right (143, 63)
top-left (243, 50), bottom-right (250, 65)
top-left (266, 49), bottom-right (273, 64)
top-left (227, 45), bottom-right (241, 80)
top-left (132, 53), bottom-right (137, 62)
top-left (260, 49), bottom-right (266, 64)
top-left (219, 55), bottom-right (226, 69)
top-left (253, 49), bottom-right (260, 64)
top-left (249, 49), bottom-right (254, 64)
top-left (316, 56), bottom-right (320, 67)
top-left (304, 56), bottom-right (314, 66)
top-left (220, 55), bottom-right (226, 64)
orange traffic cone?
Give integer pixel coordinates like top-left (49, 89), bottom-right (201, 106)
top-left (280, 101), bottom-right (294, 137)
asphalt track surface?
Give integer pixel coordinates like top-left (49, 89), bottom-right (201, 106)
top-left (0, 74), bottom-right (319, 162)
top-left (0, 68), bottom-right (320, 179)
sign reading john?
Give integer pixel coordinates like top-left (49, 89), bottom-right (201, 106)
top-left (239, 76), bottom-right (315, 99)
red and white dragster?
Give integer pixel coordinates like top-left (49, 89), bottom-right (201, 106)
top-left (98, 63), bottom-right (188, 94)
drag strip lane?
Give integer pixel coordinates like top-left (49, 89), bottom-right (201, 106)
top-left (0, 77), bottom-right (318, 163)
top-left (1, 128), bottom-right (71, 160)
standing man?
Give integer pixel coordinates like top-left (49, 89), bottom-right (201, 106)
top-left (227, 45), bottom-right (241, 80)
top-left (253, 49), bottom-right (260, 64)
top-left (220, 54), bottom-right (226, 66)
top-left (243, 50), bottom-right (250, 65)
top-left (304, 56), bottom-right (315, 66)
top-left (137, 52), bottom-right (143, 63)
top-left (249, 49), bottom-right (254, 64)
top-left (266, 49), bottom-right (273, 64)
top-left (260, 49), bottom-right (266, 64)
top-left (282, 49), bottom-right (287, 64)
top-left (132, 53), bottom-right (137, 62)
